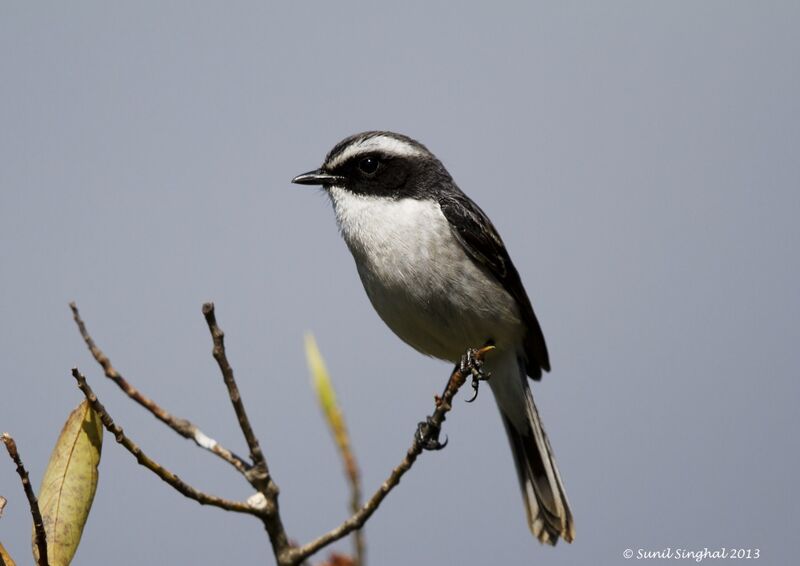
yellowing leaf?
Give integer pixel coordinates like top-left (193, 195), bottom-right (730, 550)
top-left (34, 400), bottom-right (103, 566)
top-left (304, 334), bottom-right (348, 449)
top-left (1, 541), bottom-right (17, 566)
top-left (305, 334), bottom-right (338, 413)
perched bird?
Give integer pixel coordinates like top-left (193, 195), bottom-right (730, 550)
top-left (292, 131), bottom-right (574, 544)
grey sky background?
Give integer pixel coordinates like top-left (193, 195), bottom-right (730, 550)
top-left (1, 2), bottom-right (798, 565)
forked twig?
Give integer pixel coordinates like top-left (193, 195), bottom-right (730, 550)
top-left (200, 303), bottom-right (291, 560)
top-left (68, 301), bottom-right (490, 566)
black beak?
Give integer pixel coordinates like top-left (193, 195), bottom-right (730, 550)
top-left (291, 169), bottom-right (344, 186)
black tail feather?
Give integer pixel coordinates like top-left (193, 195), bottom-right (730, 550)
top-left (499, 382), bottom-right (574, 544)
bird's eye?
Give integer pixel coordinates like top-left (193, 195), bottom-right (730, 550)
top-left (358, 157), bottom-right (380, 175)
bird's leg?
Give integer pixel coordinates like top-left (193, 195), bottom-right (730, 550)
top-left (463, 345), bottom-right (491, 403)
top-left (415, 347), bottom-right (492, 450)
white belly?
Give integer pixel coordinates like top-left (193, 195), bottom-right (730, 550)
top-left (328, 187), bottom-right (523, 362)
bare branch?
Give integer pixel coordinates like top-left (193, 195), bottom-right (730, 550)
top-left (69, 301), bottom-right (489, 566)
top-left (201, 303), bottom-right (268, 482)
top-left (69, 368), bottom-right (258, 516)
top-left (69, 302), bottom-right (251, 474)
top-left (2, 434), bottom-right (48, 566)
top-left (288, 346), bottom-right (494, 565)
top-left (344, 445), bottom-right (364, 566)
top-left (200, 303), bottom-right (293, 563)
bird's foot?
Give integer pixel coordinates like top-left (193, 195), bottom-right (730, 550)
top-left (462, 347), bottom-right (491, 403)
top-left (415, 416), bottom-right (448, 451)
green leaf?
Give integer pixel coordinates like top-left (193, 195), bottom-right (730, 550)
top-left (1, 541), bottom-right (17, 566)
top-left (34, 400), bottom-right (103, 566)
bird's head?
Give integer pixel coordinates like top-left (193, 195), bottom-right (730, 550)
top-left (292, 131), bottom-right (452, 199)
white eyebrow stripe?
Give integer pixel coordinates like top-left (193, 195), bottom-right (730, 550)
top-left (327, 135), bottom-right (425, 169)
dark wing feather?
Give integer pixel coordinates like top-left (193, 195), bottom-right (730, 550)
top-left (438, 193), bottom-right (550, 379)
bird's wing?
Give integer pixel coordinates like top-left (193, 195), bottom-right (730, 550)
top-left (438, 193), bottom-right (550, 378)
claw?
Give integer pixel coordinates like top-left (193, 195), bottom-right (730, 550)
top-left (465, 378), bottom-right (480, 403)
top-left (416, 417), bottom-right (448, 451)
top-left (461, 347), bottom-right (491, 403)
top-left (428, 435), bottom-right (448, 450)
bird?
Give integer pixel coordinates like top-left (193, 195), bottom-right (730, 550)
top-left (292, 131), bottom-right (574, 545)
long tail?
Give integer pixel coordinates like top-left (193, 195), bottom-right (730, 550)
top-left (488, 352), bottom-right (575, 545)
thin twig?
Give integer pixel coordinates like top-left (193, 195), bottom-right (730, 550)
top-left (287, 346), bottom-right (494, 565)
top-left (306, 333), bottom-right (365, 566)
top-left (344, 443), bottom-right (364, 566)
top-left (70, 368), bottom-right (258, 517)
top-left (201, 303), bottom-right (292, 563)
top-left (2, 434), bottom-right (48, 566)
top-left (201, 303), bottom-right (267, 482)
top-left (69, 302), bottom-right (251, 474)
top-left (326, 386), bottom-right (364, 564)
